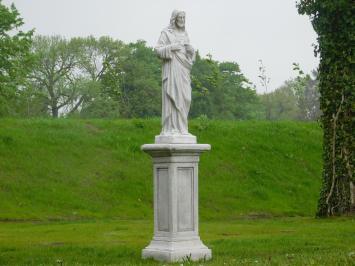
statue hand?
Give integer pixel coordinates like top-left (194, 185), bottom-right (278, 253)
top-left (170, 43), bottom-right (184, 51)
top-left (184, 44), bottom-right (194, 54)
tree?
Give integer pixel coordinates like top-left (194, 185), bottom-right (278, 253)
top-left (297, 0), bottom-right (354, 216)
top-left (260, 82), bottom-right (299, 120)
top-left (219, 61), bottom-right (261, 120)
top-left (190, 52), bottom-right (217, 118)
top-left (190, 52), bottom-right (261, 120)
top-left (258, 60), bottom-right (271, 120)
top-left (30, 36), bottom-right (83, 117)
top-left (258, 67), bottom-right (320, 121)
top-left (119, 40), bottom-right (161, 118)
top-left (292, 64), bottom-right (320, 121)
top-left (0, 0), bottom-right (33, 117)
top-left (71, 36), bottom-right (126, 118)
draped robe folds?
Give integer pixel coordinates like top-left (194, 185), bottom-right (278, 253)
top-left (155, 28), bottom-right (195, 135)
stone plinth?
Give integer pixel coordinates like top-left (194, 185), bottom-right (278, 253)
top-left (141, 143), bottom-right (212, 262)
top-left (155, 133), bottom-right (197, 144)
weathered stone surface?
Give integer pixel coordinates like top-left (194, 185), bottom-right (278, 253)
top-left (141, 144), bottom-right (211, 262)
top-left (155, 133), bottom-right (196, 144)
top-left (141, 10), bottom-right (211, 262)
top-left (154, 9), bottom-right (196, 139)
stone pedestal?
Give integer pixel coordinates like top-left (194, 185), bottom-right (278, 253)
top-left (155, 133), bottom-right (197, 144)
top-left (141, 143), bottom-right (212, 262)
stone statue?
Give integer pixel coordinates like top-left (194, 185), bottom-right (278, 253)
top-left (141, 10), bottom-right (211, 262)
top-left (154, 10), bottom-right (196, 144)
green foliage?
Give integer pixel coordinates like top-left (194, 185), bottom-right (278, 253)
top-left (191, 52), bottom-right (262, 119)
top-left (29, 36), bottom-right (85, 117)
top-left (119, 40), bottom-right (161, 118)
top-left (259, 83), bottom-right (299, 120)
top-left (0, 119), bottom-right (322, 220)
top-left (258, 61), bottom-right (320, 121)
top-left (26, 37), bottom-right (161, 119)
top-left (195, 114), bottom-right (210, 132)
top-left (1, 30), bottom-right (264, 120)
top-left (297, 0), bottom-right (354, 216)
top-left (259, 70), bottom-right (320, 121)
top-left (1, 22), bottom-right (310, 122)
top-left (71, 36), bottom-right (127, 118)
top-left (292, 64), bottom-right (320, 120)
top-left (0, 0), bottom-right (33, 117)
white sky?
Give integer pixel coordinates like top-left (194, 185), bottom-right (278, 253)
top-left (4, 0), bottom-right (319, 93)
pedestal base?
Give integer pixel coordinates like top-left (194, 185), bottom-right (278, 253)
top-left (141, 143), bottom-right (212, 263)
top-left (155, 133), bottom-right (196, 144)
top-left (142, 238), bottom-right (212, 262)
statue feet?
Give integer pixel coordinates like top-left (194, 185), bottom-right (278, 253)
top-left (155, 132), bottom-right (196, 144)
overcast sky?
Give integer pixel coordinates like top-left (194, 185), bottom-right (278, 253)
top-left (4, 0), bottom-right (319, 93)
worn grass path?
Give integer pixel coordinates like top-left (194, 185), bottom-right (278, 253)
top-left (0, 217), bottom-right (354, 265)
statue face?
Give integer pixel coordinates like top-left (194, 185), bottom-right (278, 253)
top-left (175, 13), bottom-right (185, 29)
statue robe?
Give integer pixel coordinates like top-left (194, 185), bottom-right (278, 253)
top-left (155, 28), bottom-right (195, 135)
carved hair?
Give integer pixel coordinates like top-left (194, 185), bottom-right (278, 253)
top-left (169, 10), bottom-right (185, 30)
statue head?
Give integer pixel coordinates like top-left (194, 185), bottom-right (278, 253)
top-left (169, 10), bottom-right (185, 30)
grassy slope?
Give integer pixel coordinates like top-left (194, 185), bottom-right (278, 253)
top-left (0, 119), bottom-right (322, 220)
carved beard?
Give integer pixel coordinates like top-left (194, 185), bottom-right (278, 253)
top-left (176, 20), bottom-right (185, 29)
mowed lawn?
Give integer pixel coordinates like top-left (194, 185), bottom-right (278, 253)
top-left (0, 119), bottom-right (354, 265)
top-left (0, 217), bottom-right (354, 265)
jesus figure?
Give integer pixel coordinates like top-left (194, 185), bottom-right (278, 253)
top-left (155, 10), bottom-right (196, 140)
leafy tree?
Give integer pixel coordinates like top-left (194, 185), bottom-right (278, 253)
top-left (190, 52), bottom-right (216, 118)
top-left (15, 83), bottom-right (48, 117)
top-left (219, 61), bottom-right (261, 120)
top-left (119, 40), bottom-right (161, 118)
top-left (259, 84), bottom-right (297, 120)
top-left (259, 68), bottom-right (320, 121)
top-left (0, 0), bottom-right (33, 117)
top-left (71, 36), bottom-right (126, 118)
top-left (297, 0), bottom-right (354, 216)
top-left (29, 36), bottom-right (83, 117)
top-left (258, 60), bottom-right (272, 120)
top-left (191, 52), bottom-right (261, 120)
top-left (293, 64), bottom-right (320, 121)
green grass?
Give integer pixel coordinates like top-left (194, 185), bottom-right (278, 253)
top-left (0, 119), bottom-right (353, 265)
top-left (0, 218), bottom-right (354, 265)
top-left (0, 119), bottom-right (322, 221)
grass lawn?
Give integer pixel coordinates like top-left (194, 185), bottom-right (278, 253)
top-left (0, 217), bottom-right (354, 265)
top-left (0, 119), bottom-right (323, 220)
top-left (1, 119), bottom-right (352, 265)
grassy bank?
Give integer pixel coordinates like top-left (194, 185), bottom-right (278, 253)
top-left (1, 119), bottom-right (353, 265)
top-left (0, 119), bottom-right (322, 220)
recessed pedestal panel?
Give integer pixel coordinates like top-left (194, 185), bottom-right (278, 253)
top-left (141, 144), bottom-right (212, 262)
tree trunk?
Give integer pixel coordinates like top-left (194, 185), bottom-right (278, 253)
top-left (312, 3), bottom-right (354, 217)
top-left (351, 181), bottom-right (355, 213)
top-left (51, 106), bottom-right (59, 118)
top-left (297, 0), bottom-right (354, 217)
top-left (315, 62), bottom-right (353, 217)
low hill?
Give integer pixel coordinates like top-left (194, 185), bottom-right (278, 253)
top-left (0, 119), bottom-right (322, 220)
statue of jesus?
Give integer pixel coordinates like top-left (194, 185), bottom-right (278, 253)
top-left (154, 10), bottom-right (196, 143)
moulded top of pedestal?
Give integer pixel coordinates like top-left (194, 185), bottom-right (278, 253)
top-left (141, 143), bottom-right (211, 156)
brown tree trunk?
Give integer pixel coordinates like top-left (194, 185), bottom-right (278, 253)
top-left (51, 106), bottom-right (59, 118)
top-left (351, 181), bottom-right (355, 212)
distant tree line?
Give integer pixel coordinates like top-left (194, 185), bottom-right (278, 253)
top-left (0, 1), bottom-right (319, 121)
top-left (259, 64), bottom-right (320, 121)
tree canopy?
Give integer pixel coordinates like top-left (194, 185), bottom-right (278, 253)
top-left (0, 0), bottom-right (33, 116)
top-left (0, 1), bottom-right (322, 122)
